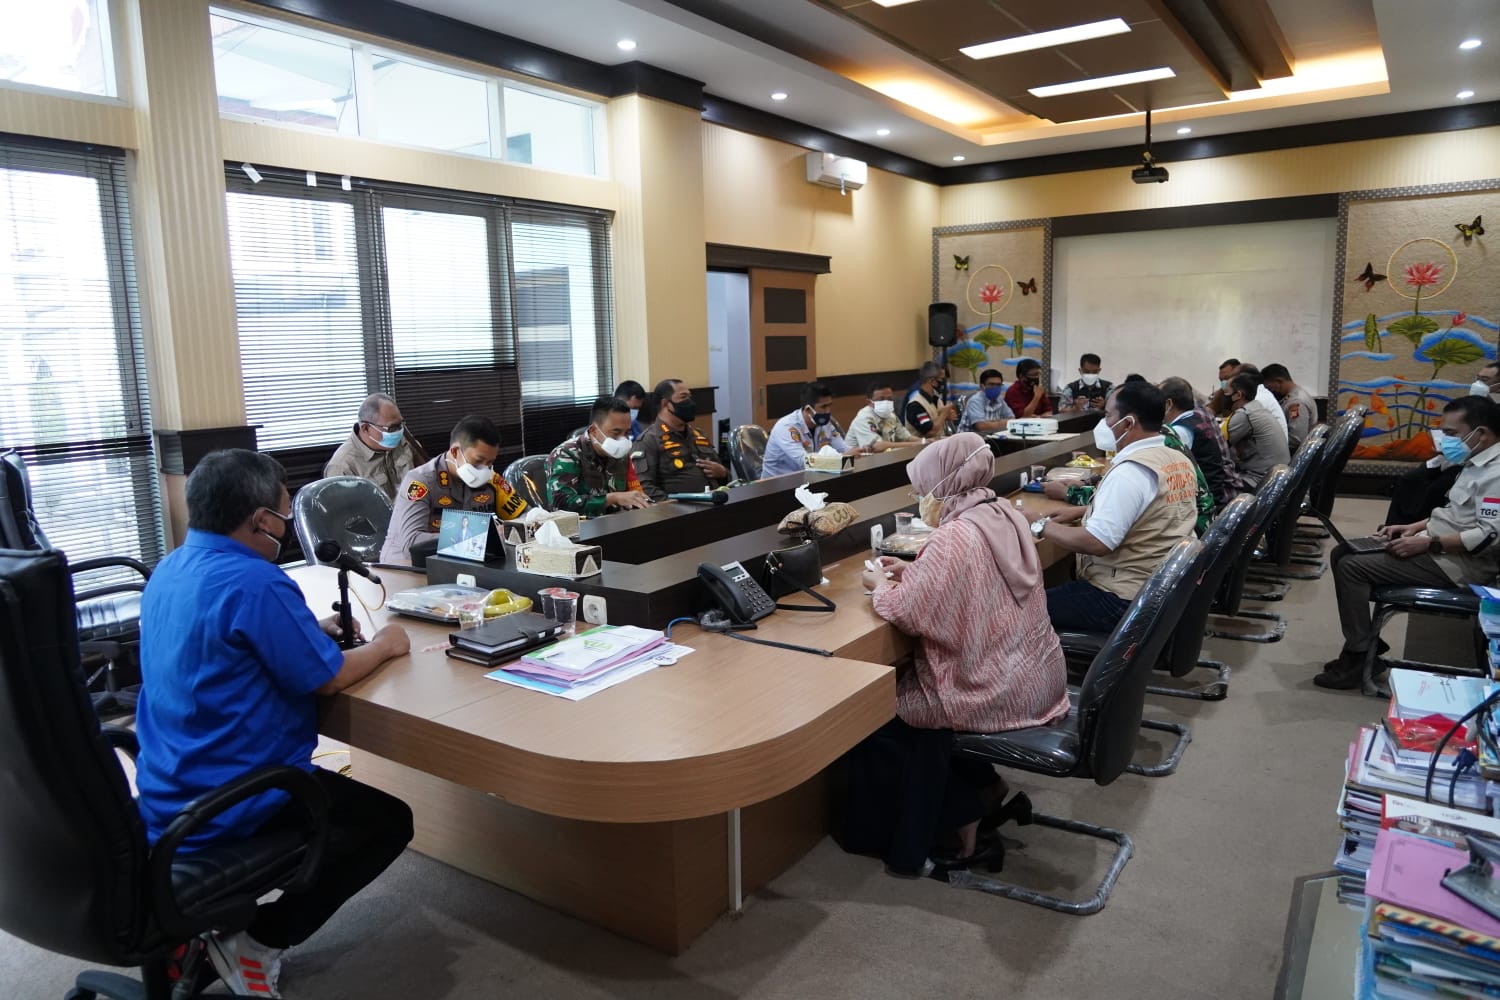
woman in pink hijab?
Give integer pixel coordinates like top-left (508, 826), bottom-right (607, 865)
top-left (840, 433), bottom-right (1068, 878)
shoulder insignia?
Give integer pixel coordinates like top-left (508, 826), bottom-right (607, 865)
top-left (491, 471), bottom-right (503, 486)
top-left (406, 480), bottom-right (429, 501)
top-left (674, 458), bottom-right (684, 469)
top-left (437, 470), bottom-right (450, 488)
top-left (472, 492), bottom-right (493, 506)
top-left (429, 517), bottom-right (442, 529)
top-left (437, 495), bottom-right (453, 507)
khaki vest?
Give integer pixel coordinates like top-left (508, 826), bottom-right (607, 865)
top-left (906, 391), bottom-right (945, 438)
top-left (1078, 445), bottom-right (1198, 600)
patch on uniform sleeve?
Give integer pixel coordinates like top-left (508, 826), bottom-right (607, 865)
top-left (491, 472), bottom-right (503, 486)
top-left (789, 427), bottom-right (804, 444)
top-left (631, 451), bottom-right (645, 460)
top-left (496, 480), bottom-right (528, 518)
top-left (472, 493), bottom-right (493, 506)
top-left (1288, 403), bottom-right (1301, 419)
top-left (406, 480), bottom-right (429, 501)
top-left (437, 495), bottom-right (453, 507)
top-left (1482, 497), bottom-right (1500, 518)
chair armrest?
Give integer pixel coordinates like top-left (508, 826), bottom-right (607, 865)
top-left (70, 556), bottom-right (151, 580)
top-left (149, 765), bottom-right (330, 938)
top-left (100, 725), bottom-right (139, 760)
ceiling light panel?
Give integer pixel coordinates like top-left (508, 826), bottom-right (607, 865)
top-left (870, 0), bottom-right (922, 6)
top-left (960, 18), bottom-right (1131, 60)
top-left (1029, 67), bottom-right (1176, 98)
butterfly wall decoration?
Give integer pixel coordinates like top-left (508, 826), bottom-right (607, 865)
top-left (1456, 215), bottom-right (1485, 243)
top-left (1018, 277), bottom-right (1037, 296)
top-left (953, 254), bottom-right (970, 271)
top-left (1354, 262), bottom-right (1386, 291)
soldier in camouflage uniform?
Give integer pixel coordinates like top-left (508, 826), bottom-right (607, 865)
top-left (382, 415), bottom-right (527, 563)
top-left (633, 378), bottom-right (729, 500)
top-left (546, 397), bottom-right (652, 516)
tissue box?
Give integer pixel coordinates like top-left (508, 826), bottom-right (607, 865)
top-left (1006, 417), bottom-right (1058, 436)
top-left (804, 451), bottom-right (844, 473)
top-left (514, 539), bottom-right (603, 578)
top-left (500, 510), bottom-right (581, 546)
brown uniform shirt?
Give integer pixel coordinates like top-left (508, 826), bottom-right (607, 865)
top-left (380, 454), bottom-right (527, 563)
top-left (323, 428), bottom-right (422, 500)
top-left (632, 420), bottom-right (727, 501)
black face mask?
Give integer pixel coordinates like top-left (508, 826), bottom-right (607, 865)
top-left (671, 398), bottom-right (697, 424)
top-left (256, 509), bottom-right (294, 562)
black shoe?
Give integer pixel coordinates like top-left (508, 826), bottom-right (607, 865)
top-left (930, 837), bottom-right (1005, 879)
top-left (1314, 650), bottom-right (1366, 690)
top-left (978, 792), bottom-right (1033, 834)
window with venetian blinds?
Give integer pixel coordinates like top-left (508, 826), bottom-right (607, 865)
top-left (0, 136), bottom-right (164, 575)
top-left (223, 167), bottom-right (614, 476)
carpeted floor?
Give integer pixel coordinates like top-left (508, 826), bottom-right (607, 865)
top-left (5, 498), bottom-right (1427, 999)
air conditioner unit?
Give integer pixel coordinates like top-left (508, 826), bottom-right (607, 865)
top-left (805, 152), bottom-right (867, 193)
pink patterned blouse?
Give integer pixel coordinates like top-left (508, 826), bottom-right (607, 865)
top-left (871, 518), bottom-right (1070, 733)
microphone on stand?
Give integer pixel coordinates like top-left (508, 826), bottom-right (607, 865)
top-left (315, 540), bottom-right (381, 584)
top-left (669, 492), bottom-right (729, 505)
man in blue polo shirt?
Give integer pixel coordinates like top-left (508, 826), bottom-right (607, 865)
top-left (136, 449), bottom-right (412, 998)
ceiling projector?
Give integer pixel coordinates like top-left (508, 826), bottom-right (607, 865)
top-left (1132, 163), bottom-right (1170, 184)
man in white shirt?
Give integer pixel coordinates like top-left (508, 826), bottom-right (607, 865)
top-left (1318, 396), bottom-right (1500, 688)
top-left (846, 381), bottom-right (921, 453)
top-left (1029, 382), bottom-right (1198, 633)
top-left (760, 381), bottom-right (863, 478)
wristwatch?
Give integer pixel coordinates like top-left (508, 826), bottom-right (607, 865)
top-left (1031, 516), bottom-right (1051, 540)
top-left (1429, 536), bottom-right (1443, 555)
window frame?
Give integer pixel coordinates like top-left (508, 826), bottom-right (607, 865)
top-left (0, 0), bottom-right (125, 103)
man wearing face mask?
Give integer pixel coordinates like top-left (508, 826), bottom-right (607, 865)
top-left (762, 380), bottom-right (861, 478)
top-left (323, 393), bottom-right (424, 501)
top-left (1259, 364), bottom-right (1320, 453)
top-left (1060, 353), bottom-right (1113, 413)
top-left (135, 449), bottom-right (413, 998)
top-left (1319, 396), bottom-right (1500, 689)
top-left (1209, 358), bottom-right (1241, 416)
top-left (1225, 371), bottom-right (1290, 489)
top-left (1003, 358), bottom-right (1053, 418)
top-left (1160, 376), bottom-right (1239, 510)
top-left (1469, 364), bottom-right (1500, 403)
top-left (614, 379), bottom-right (648, 440)
top-left (633, 378), bottom-right (731, 499)
top-left (842, 381), bottom-right (920, 453)
top-left (382, 415), bottom-right (528, 563)
top-left (959, 368), bottom-right (1016, 433)
top-left (1030, 382), bottom-right (1198, 634)
top-left (904, 361), bottom-right (959, 439)
top-left (546, 396), bottom-right (653, 515)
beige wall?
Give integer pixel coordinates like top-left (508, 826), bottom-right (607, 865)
top-left (702, 125), bottom-right (940, 376)
top-left (940, 126), bottom-right (1500, 225)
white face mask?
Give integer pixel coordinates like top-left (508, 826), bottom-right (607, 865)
top-left (1472, 381), bottom-right (1491, 398)
top-left (1080, 373), bottom-right (1100, 386)
top-left (872, 399), bottom-right (895, 420)
top-left (595, 428), bottom-right (632, 460)
top-left (915, 444), bottom-right (989, 526)
top-left (453, 452), bottom-right (492, 489)
top-left (1094, 416), bottom-right (1129, 452)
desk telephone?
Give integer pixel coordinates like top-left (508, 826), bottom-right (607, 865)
top-left (697, 560), bottom-right (776, 623)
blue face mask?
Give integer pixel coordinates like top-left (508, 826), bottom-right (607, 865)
top-left (983, 385), bottom-right (1003, 401)
top-left (379, 427), bottom-right (404, 449)
top-left (1439, 430), bottom-right (1476, 465)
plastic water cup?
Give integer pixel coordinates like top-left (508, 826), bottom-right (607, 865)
top-left (456, 605), bottom-right (483, 630)
top-left (1031, 464), bottom-right (1046, 483)
top-left (894, 511), bottom-right (914, 535)
top-left (553, 592), bottom-right (579, 634)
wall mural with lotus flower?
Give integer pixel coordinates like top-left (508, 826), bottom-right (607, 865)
top-left (932, 223), bottom-right (1048, 399)
top-left (1337, 187), bottom-right (1497, 466)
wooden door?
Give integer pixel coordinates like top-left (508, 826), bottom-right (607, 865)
top-left (749, 269), bottom-right (817, 428)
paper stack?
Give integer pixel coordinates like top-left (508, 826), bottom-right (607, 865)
top-left (1362, 827), bottom-right (1500, 997)
top-left (485, 625), bottom-right (692, 701)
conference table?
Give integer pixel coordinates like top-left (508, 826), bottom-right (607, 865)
top-left (295, 437), bottom-right (1087, 953)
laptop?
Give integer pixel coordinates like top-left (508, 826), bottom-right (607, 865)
top-left (1345, 535), bottom-right (1389, 555)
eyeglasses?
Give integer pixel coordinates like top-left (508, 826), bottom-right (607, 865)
top-left (366, 420), bottom-right (404, 432)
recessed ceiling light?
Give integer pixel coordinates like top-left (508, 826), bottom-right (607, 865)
top-left (876, 128), bottom-right (892, 136)
top-left (1459, 38), bottom-right (1482, 50)
top-left (771, 91), bottom-right (788, 101)
top-left (961, 18), bottom-right (1130, 60)
top-left (871, 0), bottom-right (920, 6)
top-left (1029, 67), bottom-right (1176, 98)
top-left (952, 155), bottom-right (966, 162)
top-left (616, 39), bottom-right (636, 51)
top-left (1176, 126), bottom-right (1192, 135)
top-left (1458, 89), bottom-right (1476, 99)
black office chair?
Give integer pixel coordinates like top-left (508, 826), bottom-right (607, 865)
top-left (1245, 423), bottom-right (1331, 586)
top-left (1357, 585), bottom-right (1488, 697)
top-left (0, 548), bottom-right (330, 1000)
top-left (949, 537), bottom-right (1203, 914)
top-left (293, 476), bottom-right (393, 566)
top-left (728, 424), bottom-right (768, 481)
top-left (501, 455), bottom-right (550, 511)
top-left (1297, 405), bottom-right (1369, 543)
top-left (1206, 465), bottom-right (1295, 643)
top-left (1060, 493), bottom-right (1257, 711)
top-left (1, 449), bottom-right (152, 716)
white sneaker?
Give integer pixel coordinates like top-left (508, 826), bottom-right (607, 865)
top-left (205, 930), bottom-right (284, 997)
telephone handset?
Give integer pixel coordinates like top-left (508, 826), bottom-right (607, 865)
top-left (697, 560), bottom-right (776, 624)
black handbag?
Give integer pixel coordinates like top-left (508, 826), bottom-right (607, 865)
top-left (760, 540), bottom-right (836, 613)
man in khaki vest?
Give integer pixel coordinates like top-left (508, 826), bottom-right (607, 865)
top-left (1029, 381), bottom-right (1198, 633)
top-left (904, 360), bottom-right (957, 439)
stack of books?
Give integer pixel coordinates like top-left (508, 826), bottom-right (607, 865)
top-left (1363, 826), bottom-right (1500, 996)
top-left (486, 625), bottom-right (679, 700)
top-left (445, 612), bottom-right (567, 667)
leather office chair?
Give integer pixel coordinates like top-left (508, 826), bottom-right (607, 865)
top-left (1357, 586), bottom-right (1488, 698)
top-left (1245, 423), bottom-right (1331, 586)
top-left (293, 476), bottom-right (394, 566)
top-left (728, 424), bottom-right (768, 481)
top-left (501, 455), bottom-right (550, 510)
top-left (1298, 405), bottom-right (1369, 543)
top-left (949, 538), bottom-right (1203, 914)
top-left (0, 449), bottom-right (151, 716)
top-left (1205, 465), bottom-right (1295, 643)
top-left (0, 548), bottom-right (330, 1000)
top-left (1060, 493), bottom-right (1257, 712)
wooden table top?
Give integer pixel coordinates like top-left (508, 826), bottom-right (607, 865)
top-left (294, 564), bottom-right (894, 824)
